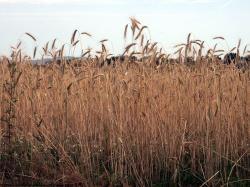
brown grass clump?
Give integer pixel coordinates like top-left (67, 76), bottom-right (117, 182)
top-left (0, 19), bottom-right (249, 187)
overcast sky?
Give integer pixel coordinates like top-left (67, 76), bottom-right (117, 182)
top-left (0, 0), bottom-right (249, 56)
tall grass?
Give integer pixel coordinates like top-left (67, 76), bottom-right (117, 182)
top-left (0, 19), bottom-right (249, 186)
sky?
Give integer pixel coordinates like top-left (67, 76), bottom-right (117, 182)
top-left (0, 0), bottom-right (249, 57)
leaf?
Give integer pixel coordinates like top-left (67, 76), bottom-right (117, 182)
top-left (81, 32), bottom-right (92, 37)
top-left (25, 32), bottom-right (37, 42)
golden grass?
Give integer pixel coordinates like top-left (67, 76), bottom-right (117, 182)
top-left (0, 59), bottom-right (249, 186)
top-left (0, 18), bottom-right (249, 186)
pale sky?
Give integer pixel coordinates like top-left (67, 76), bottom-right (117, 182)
top-left (0, 0), bottom-right (249, 57)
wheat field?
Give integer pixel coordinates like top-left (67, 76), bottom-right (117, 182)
top-left (0, 19), bottom-right (250, 186)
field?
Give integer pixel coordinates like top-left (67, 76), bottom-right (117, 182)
top-left (0, 19), bottom-right (250, 186)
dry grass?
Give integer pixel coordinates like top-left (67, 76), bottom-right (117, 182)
top-left (0, 19), bottom-right (249, 186)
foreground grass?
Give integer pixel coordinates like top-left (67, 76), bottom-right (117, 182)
top-left (0, 57), bottom-right (249, 186)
